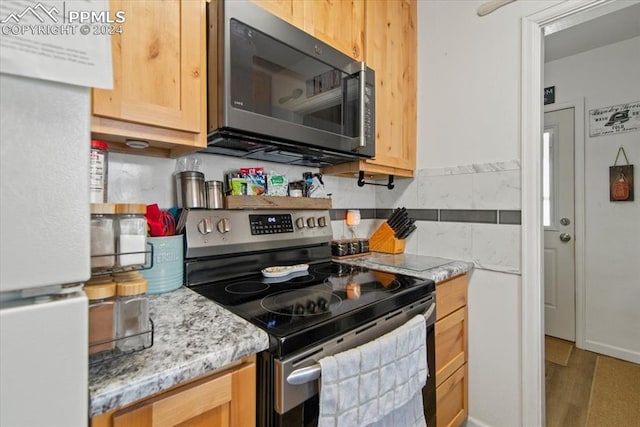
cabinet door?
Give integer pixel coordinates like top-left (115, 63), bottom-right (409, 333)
top-left (301, 1), bottom-right (364, 61)
top-left (436, 274), bottom-right (468, 321)
top-left (364, 0), bottom-right (416, 174)
top-left (436, 364), bottom-right (468, 427)
top-left (435, 306), bottom-right (467, 387)
top-left (253, 0), bottom-right (363, 61)
top-left (93, 0), bottom-right (204, 134)
top-left (320, 0), bottom-right (416, 179)
top-left (251, 0), bottom-right (302, 28)
top-left (108, 360), bottom-right (255, 427)
top-left (113, 372), bottom-right (233, 427)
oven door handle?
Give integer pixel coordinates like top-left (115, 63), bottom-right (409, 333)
top-left (287, 364), bottom-right (321, 385)
top-left (287, 303), bottom-right (436, 386)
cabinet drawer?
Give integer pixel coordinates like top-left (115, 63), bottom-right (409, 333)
top-left (436, 363), bottom-right (468, 427)
top-left (435, 306), bottom-right (467, 387)
top-left (93, 356), bottom-right (256, 427)
top-left (436, 274), bottom-right (467, 320)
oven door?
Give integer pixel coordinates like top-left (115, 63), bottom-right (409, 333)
top-left (257, 294), bottom-right (436, 427)
top-left (210, 0), bottom-right (375, 159)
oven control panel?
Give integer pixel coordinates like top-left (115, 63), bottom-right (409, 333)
top-left (184, 209), bottom-right (334, 258)
top-left (249, 214), bottom-right (294, 235)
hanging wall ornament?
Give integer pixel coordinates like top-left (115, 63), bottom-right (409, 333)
top-left (609, 146), bottom-right (634, 202)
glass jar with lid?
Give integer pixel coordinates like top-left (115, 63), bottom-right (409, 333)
top-left (90, 203), bottom-right (116, 271)
top-left (85, 276), bottom-right (117, 354)
top-left (114, 271), bottom-right (150, 352)
top-left (115, 203), bottom-right (147, 268)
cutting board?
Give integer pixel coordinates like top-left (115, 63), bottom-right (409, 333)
top-left (367, 254), bottom-right (454, 272)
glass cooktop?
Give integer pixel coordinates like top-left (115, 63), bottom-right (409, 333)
top-left (191, 261), bottom-right (435, 356)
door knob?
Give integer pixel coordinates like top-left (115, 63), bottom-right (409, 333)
top-left (559, 233), bottom-right (571, 242)
top-left (560, 217), bottom-right (571, 226)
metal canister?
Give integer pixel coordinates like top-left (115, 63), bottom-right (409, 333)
top-left (176, 171), bottom-right (205, 208)
top-left (205, 180), bottom-right (224, 209)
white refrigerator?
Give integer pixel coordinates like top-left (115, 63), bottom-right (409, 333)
top-left (0, 73), bottom-right (91, 426)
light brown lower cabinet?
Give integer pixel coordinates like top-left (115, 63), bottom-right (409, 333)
top-left (435, 274), bottom-right (468, 427)
top-left (92, 355), bottom-right (256, 427)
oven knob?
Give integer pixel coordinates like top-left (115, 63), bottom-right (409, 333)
top-left (294, 303), bottom-right (305, 315)
top-left (307, 217), bottom-right (316, 228)
top-left (317, 297), bottom-right (328, 311)
top-left (295, 217), bottom-right (306, 229)
top-left (217, 218), bottom-right (231, 234)
top-left (197, 218), bottom-right (213, 235)
top-left (318, 216), bottom-right (327, 227)
top-left (306, 300), bottom-right (317, 313)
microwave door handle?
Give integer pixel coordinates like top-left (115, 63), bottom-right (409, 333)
top-left (358, 61), bottom-right (367, 148)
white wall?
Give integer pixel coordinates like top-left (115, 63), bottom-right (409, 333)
top-left (418, 1), bottom-right (557, 169)
top-left (545, 36), bottom-right (640, 362)
top-left (413, 1), bottom-right (561, 426)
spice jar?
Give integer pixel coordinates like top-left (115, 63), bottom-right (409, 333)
top-left (90, 139), bottom-right (108, 203)
top-left (115, 203), bottom-right (147, 267)
top-left (114, 271), bottom-right (150, 352)
top-left (90, 203), bottom-right (116, 271)
top-left (85, 276), bottom-right (117, 355)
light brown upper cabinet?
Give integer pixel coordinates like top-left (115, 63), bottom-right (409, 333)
top-left (92, 0), bottom-right (207, 158)
top-left (321, 0), bottom-right (417, 179)
top-left (251, 0), bottom-right (364, 61)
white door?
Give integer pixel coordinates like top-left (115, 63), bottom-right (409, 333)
top-left (543, 108), bottom-right (576, 341)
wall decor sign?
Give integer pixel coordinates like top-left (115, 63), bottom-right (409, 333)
top-left (609, 147), bottom-right (634, 202)
top-left (544, 86), bottom-right (555, 105)
top-left (589, 101), bottom-right (640, 137)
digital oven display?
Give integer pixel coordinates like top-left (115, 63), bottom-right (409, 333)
top-left (249, 214), bottom-right (294, 235)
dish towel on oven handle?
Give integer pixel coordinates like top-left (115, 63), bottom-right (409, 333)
top-left (318, 314), bottom-right (428, 427)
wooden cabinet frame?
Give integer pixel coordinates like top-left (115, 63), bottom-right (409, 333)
top-left (435, 274), bottom-right (469, 427)
top-left (91, 0), bottom-right (207, 158)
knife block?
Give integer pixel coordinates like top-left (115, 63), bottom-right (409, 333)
top-left (369, 223), bottom-right (405, 254)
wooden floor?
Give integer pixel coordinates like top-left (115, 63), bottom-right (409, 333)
top-left (545, 344), bottom-right (598, 427)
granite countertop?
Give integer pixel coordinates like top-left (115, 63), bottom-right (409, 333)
top-left (335, 252), bottom-right (474, 283)
top-left (88, 286), bottom-right (269, 418)
top-left (88, 254), bottom-right (471, 418)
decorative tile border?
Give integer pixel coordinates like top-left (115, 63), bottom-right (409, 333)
top-left (440, 209), bottom-right (498, 224)
top-left (498, 210), bottom-right (522, 225)
top-left (418, 160), bottom-right (521, 177)
top-left (330, 208), bottom-right (521, 225)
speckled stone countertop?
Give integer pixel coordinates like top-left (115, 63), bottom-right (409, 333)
top-left (88, 255), bottom-right (471, 417)
top-left (335, 253), bottom-right (474, 283)
top-left (88, 286), bottom-right (269, 418)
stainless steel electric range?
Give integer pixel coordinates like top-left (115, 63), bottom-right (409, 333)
top-left (183, 209), bottom-right (436, 427)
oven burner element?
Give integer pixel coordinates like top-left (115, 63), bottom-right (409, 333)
top-left (312, 263), bottom-right (361, 276)
top-left (225, 281), bottom-right (270, 295)
top-left (261, 290), bottom-right (342, 317)
top-left (284, 274), bottom-right (315, 284)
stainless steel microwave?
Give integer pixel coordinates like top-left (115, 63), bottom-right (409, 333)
top-left (206, 1), bottom-right (375, 167)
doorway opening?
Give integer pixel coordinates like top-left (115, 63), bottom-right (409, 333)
top-left (520, 1), bottom-right (637, 425)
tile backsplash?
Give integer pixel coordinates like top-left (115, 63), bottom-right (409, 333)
top-left (107, 152), bottom-right (376, 210)
top-left (108, 153), bottom-right (521, 273)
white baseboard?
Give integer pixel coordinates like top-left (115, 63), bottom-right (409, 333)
top-left (583, 340), bottom-right (640, 364)
top-left (464, 416), bottom-right (493, 427)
